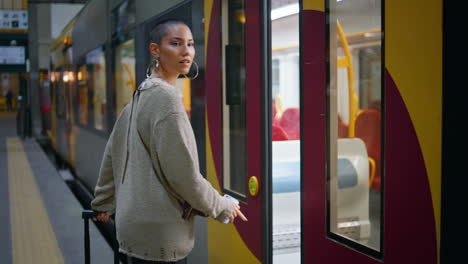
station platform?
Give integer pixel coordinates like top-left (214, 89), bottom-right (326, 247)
top-left (0, 112), bottom-right (115, 264)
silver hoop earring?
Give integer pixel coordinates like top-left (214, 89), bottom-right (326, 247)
top-left (146, 64), bottom-right (152, 79)
top-left (185, 61), bottom-right (199, 80)
top-left (155, 57), bottom-right (159, 70)
top-left (146, 57), bottom-right (158, 79)
top-left (192, 61), bottom-right (199, 80)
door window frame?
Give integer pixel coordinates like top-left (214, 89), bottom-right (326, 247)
top-left (324, 0), bottom-right (385, 259)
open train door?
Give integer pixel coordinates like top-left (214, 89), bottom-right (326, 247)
top-left (206, 0), bottom-right (310, 263)
top-left (301, 0), bottom-right (386, 262)
top-left (301, 0), bottom-right (440, 263)
top-left (204, 0), bottom-right (269, 263)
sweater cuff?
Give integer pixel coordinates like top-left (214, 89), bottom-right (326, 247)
top-left (214, 197), bottom-right (235, 223)
top-left (91, 202), bottom-right (115, 215)
top-left (214, 209), bottom-right (231, 223)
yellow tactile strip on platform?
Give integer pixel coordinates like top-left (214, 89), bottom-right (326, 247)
top-left (7, 138), bottom-right (64, 264)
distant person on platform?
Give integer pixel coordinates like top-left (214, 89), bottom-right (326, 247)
top-left (6, 90), bottom-right (13, 112)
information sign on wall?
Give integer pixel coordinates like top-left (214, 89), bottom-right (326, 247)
top-left (0, 46), bottom-right (25, 64)
top-left (0, 10), bottom-right (28, 30)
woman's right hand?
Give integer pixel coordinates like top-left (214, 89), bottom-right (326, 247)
top-left (92, 212), bottom-right (110, 223)
top-left (229, 202), bottom-right (248, 223)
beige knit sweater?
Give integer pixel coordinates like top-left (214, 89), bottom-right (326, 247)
top-left (91, 77), bottom-right (233, 262)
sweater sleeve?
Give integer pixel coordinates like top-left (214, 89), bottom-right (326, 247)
top-left (152, 112), bottom-right (234, 223)
top-left (91, 133), bottom-right (116, 215)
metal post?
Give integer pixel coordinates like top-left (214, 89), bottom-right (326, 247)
top-left (114, 223), bottom-right (119, 264)
top-left (84, 218), bottom-right (90, 264)
top-left (82, 210), bottom-right (96, 264)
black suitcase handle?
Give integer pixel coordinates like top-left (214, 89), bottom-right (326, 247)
top-left (82, 210), bottom-right (119, 264)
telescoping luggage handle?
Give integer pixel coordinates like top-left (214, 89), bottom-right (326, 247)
top-left (82, 210), bottom-right (119, 264)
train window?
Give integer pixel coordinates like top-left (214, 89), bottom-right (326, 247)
top-left (271, 0), bottom-right (301, 262)
top-left (77, 64), bottom-right (88, 125)
top-left (114, 38), bottom-right (136, 115)
top-left (221, 0), bottom-right (247, 198)
top-left (327, 0), bottom-right (383, 256)
top-left (112, 0), bottom-right (136, 37)
top-left (86, 47), bottom-right (107, 131)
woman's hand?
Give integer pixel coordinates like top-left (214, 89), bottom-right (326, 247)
top-left (92, 212), bottom-right (110, 223)
top-left (229, 202), bottom-right (248, 223)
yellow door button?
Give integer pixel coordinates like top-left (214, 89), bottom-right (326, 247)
top-left (248, 176), bottom-right (259, 197)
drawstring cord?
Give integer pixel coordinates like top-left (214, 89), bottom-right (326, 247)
top-left (121, 85), bottom-right (143, 184)
top-left (119, 77), bottom-right (173, 184)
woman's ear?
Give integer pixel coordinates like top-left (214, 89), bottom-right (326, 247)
top-left (149, 43), bottom-right (160, 57)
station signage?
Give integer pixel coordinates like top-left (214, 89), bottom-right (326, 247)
top-left (0, 46), bottom-right (26, 65)
top-left (0, 10), bottom-right (28, 30)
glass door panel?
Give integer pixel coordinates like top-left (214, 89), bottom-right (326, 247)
top-left (222, 0), bottom-right (247, 199)
top-left (327, 0), bottom-right (383, 256)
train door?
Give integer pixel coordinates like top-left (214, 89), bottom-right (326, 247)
top-left (301, 0), bottom-right (440, 263)
top-left (205, 0), bottom-right (267, 263)
top-left (56, 66), bottom-right (69, 160)
top-left (64, 46), bottom-right (76, 166)
top-left (207, 0), bottom-right (305, 263)
top-left (302, 0), bottom-right (384, 261)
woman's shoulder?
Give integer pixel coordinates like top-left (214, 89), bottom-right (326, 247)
top-left (114, 103), bottom-right (131, 125)
top-left (139, 78), bottom-right (178, 93)
top-left (139, 78), bottom-right (183, 106)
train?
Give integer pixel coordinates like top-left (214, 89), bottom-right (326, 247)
top-left (43, 0), bottom-right (443, 263)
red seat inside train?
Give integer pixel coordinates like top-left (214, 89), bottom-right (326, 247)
top-left (272, 124), bottom-right (289, 141)
top-left (272, 102), bottom-right (289, 141)
top-left (279, 107), bottom-right (300, 140)
top-left (354, 109), bottom-right (381, 191)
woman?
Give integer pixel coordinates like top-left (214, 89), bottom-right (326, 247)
top-left (91, 19), bottom-right (247, 264)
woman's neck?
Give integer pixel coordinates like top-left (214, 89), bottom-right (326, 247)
top-left (151, 70), bottom-right (177, 86)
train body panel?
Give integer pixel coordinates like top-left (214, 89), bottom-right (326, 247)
top-left (49, 19), bottom-right (75, 165)
top-left (386, 0), bottom-right (442, 246)
top-left (46, 0), bottom-right (445, 263)
top-left (301, 0), bottom-right (441, 263)
top-left (74, 126), bottom-right (107, 190)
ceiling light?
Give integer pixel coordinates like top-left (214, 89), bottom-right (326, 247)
top-left (271, 4), bottom-right (299, 20)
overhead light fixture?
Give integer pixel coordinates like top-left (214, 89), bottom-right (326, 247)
top-left (271, 4), bottom-right (299, 20)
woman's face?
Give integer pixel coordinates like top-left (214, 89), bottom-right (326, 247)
top-left (151, 24), bottom-right (195, 77)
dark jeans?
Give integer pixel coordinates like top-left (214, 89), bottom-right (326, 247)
top-left (126, 255), bottom-right (187, 264)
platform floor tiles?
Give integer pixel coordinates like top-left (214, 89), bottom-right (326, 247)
top-left (1, 114), bottom-right (114, 264)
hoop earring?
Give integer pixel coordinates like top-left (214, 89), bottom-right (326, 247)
top-left (185, 61), bottom-right (199, 80)
top-left (155, 57), bottom-right (159, 70)
top-left (146, 57), bottom-right (159, 79)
